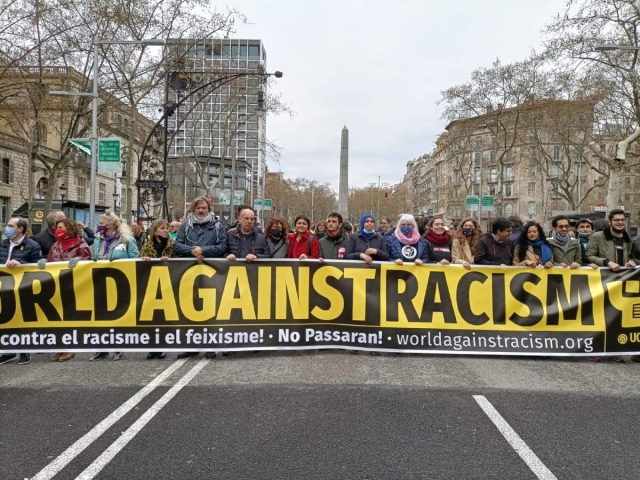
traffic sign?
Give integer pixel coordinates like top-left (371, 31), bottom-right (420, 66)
top-left (253, 199), bottom-right (262, 210)
top-left (69, 137), bottom-right (121, 174)
top-left (466, 196), bottom-right (479, 210)
top-left (481, 196), bottom-right (494, 213)
top-left (263, 199), bottom-right (272, 211)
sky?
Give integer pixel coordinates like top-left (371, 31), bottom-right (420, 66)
top-left (231, 0), bottom-right (565, 193)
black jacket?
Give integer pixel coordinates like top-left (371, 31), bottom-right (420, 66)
top-left (344, 232), bottom-right (390, 261)
top-left (174, 220), bottom-right (228, 258)
top-left (0, 236), bottom-right (43, 264)
top-left (33, 228), bottom-right (56, 256)
top-left (474, 233), bottom-right (513, 265)
top-left (226, 228), bottom-right (267, 258)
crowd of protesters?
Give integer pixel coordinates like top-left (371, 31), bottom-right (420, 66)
top-left (1, 197), bottom-right (639, 365)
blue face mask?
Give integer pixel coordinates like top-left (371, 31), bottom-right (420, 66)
top-left (4, 227), bottom-right (16, 239)
top-left (400, 226), bottom-right (413, 236)
top-left (364, 228), bottom-right (375, 234)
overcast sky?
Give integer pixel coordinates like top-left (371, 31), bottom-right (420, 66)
top-left (232, 0), bottom-right (564, 192)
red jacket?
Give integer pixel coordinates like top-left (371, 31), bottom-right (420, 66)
top-left (286, 231), bottom-right (320, 259)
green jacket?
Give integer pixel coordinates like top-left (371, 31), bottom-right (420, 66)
top-left (586, 227), bottom-right (632, 266)
top-left (548, 237), bottom-right (583, 266)
top-left (319, 232), bottom-right (349, 260)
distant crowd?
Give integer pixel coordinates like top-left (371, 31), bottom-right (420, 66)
top-left (0, 195), bottom-right (638, 365)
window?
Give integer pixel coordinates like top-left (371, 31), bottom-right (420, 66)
top-left (550, 165), bottom-right (561, 178)
top-left (505, 150), bottom-right (515, 163)
top-left (77, 176), bottom-right (87, 202)
top-left (99, 183), bottom-right (105, 205)
top-left (504, 203), bottom-right (514, 215)
top-left (528, 182), bottom-right (536, 196)
top-left (248, 45), bottom-right (260, 59)
top-left (490, 152), bottom-right (497, 165)
top-left (529, 166), bottom-right (536, 178)
top-left (489, 168), bottom-right (497, 183)
top-left (504, 166), bottom-right (514, 181)
top-left (0, 158), bottom-right (11, 184)
top-left (474, 151), bottom-right (482, 167)
top-left (0, 197), bottom-right (9, 224)
top-left (474, 169), bottom-right (481, 184)
top-left (489, 184), bottom-right (497, 196)
top-left (504, 184), bottom-right (513, 197)
top-left (551, 183), bottom-right (560, 197)
top-left (528, 202), bottom-right (536, 216)
top-left (453, 171), bottom-right (460, 186)
top-left (553, 146), bottom-right (561, 162)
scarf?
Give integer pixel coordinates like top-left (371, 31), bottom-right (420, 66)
top-left (188, 211), bottom-right (216, 226)
top-left (103, 230), bottom-right (119, 255)
top-left (426, 231), bottom-right (450, 246)
top-left (326, 228), bottom-right (346, 243)
top-left (315, 231), bottom-right (325, 240)
top-left (395, 214), bottom-right (421, 245)
top-left (360, 214), bottom-right (375, 240)
top-left (528, 239), bottom-right (553, 264)
top-left (153, 236), bottom-right (168, 257)
top-left (553, 231), bottom-right (571, 252)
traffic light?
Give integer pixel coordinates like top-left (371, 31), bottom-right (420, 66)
top-left (384, 189), bottom-right (389, 198)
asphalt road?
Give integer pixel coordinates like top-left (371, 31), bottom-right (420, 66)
top-left (1, 351), bottom-right (640, 480)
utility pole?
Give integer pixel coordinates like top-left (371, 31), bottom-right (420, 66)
top-left (377, 175), bottom-right (381, 220)
top-left (229, 151), bottom-right (236, 224)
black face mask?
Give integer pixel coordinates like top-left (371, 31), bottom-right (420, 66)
top-left (270, 228), bottom-right (282, 239)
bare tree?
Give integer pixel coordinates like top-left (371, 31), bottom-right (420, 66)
top-left (544, 0), bottom-right (640, 211)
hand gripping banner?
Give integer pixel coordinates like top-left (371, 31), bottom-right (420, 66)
top-left (1, 259), bottom-right (640, 356)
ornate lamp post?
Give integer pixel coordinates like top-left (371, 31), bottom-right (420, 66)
top-left (59, 183), bottom-right (67, 210)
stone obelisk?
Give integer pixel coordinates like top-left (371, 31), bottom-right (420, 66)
top-left (338, 125), bottom-right (349, 219)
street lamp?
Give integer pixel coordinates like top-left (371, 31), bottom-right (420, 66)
top-left (594, 44), bottom-right (640, 51)
top-left (50, 37), bottom-right (165, 229)
top-left (59, 183), bottom-right (67, 210)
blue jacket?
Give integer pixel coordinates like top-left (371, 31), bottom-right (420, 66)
top-left (385, 234), bottom-right (430, 263)
top-left (91, 235), bottom-right (139, 260)
top-left (174, 220), bottom-right (228, 258)
top-left (0, 236), bottom-right (43, 264)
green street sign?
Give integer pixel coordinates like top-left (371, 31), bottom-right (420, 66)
top-left (253, 199), bottom-right (262, 210)
top-left (69, 137), bottom-right (121, 174)
top-left (466, 195), bottom-right (479, 210)
top-left (263, 199), bottom-right (272, 211)
top-left (482, 196), bottom-right (495, 212)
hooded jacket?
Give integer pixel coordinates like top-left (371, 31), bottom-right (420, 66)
top-left (474, 233), bottom-right (513, 265)
top-left (586, 227), bottom-right (633, 266)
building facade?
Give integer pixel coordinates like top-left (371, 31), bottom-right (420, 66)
top-left (165, 38), bottom-right (269, 212)
top-left (0, 66), bottom-right (154, 231)
top-left (399, 99), bottom-right (638, 227)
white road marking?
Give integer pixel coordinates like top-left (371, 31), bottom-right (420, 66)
top-left (31, 359), bottom-right (188, 480)
top-left (74, 357), bottom-right (209, 480)
top-left (473, 395), bottom-right (557, 480)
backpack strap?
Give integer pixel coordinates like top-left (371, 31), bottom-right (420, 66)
top-left (308, 235), bottom-right (313, 254)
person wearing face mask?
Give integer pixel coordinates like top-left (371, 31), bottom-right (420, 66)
top-left (452, 218), bottom-right (482, 270)
top-left (45, 218), bottom-right (92, 363)
top-left (33, 210), bottom-right (65, 256)
top-left (89, 213), bottom-right (139, 361)
top-left (548, 215), bottom-right (583, 269)
top-left (386, 214), bottom-right (430, 265)
top-left (0, 217), bottom-right (43, 365)
top-left (424, 217), bottom-right (452, 265)
top-left (344, 214), bottom-right (389, 265)
top-left (264, 217), bottom-right (290, 258)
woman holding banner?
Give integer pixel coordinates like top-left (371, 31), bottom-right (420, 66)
top-left (264, 217), bottom-right (290, 258)
top-left (385, 214), bottom-right (430, 265)
top-left (513, 222), bottom-right (554, 268)
top-left (89, 212), bottom-right (139, 361)
top-left (287, 215), bottom-right (320, 259)
top-left (140, 219), bottom-right (175, 360)
top-left (344, 214), bottom-right (389, 264)
top-left (451, 218), bottom-right (482, 270)
top-left (47, 218), bottom-right (92, 362)
top-left (424, 217), bottom-right (453, 265)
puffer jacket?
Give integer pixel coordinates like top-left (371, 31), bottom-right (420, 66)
top-left (174, 220), bottom-right (228, 258)
top-left (344, 231), bottom-right (390, 261)
top-left (0, 236), bottom-right (43, 264)
top-left (91, 235), bottom-right (139, 260)
top-left (586, 227), bottom-right (633, 266)
top-left (548, 237), bottom-right (582, 266)
top-left (226, 228), bottom-right (267, 258)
